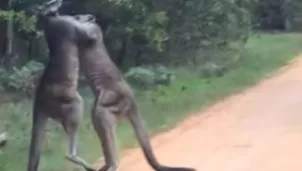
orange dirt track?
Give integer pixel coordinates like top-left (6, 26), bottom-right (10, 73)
top-left (94, 54), bottom-right (302, 171)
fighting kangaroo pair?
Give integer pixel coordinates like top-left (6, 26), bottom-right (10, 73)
top-left (27, 1), bottom-right (196, 171)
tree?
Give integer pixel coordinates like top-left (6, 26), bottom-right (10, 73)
top-left (0, 0), bottom-right (13, 63)
top-left (283, 0), bottom-right (302, 31)
top-left (0, 0), bottom-right (39, 66)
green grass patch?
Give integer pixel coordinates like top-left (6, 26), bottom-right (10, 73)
top-left (1, 33), bottom-right (302, 171)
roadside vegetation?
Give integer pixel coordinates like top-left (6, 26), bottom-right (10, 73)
top-left (0, 0), bottom-right (302, 170)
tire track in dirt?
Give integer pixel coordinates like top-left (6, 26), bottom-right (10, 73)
top-left (94, 54), bottom-right (302, 171)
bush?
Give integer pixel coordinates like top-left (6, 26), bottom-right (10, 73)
top-left (125, 65), bottom-right (175, 89)
top-left (198, 62), bottom-right (226, 78)
top-left (0, 60), bottom-right (44, 95)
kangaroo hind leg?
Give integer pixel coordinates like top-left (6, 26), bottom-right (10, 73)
top-left (62, 98), bottom-right (96, 171)
top-left (91, 96), bottom-right (119, 171)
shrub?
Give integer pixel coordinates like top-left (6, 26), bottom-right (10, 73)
top-left (125, 65), bottom-right (175, 89)
top-left (0, 60), bottom-right (44, 95)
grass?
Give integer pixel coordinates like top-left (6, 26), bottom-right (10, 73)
top-left (1, 32), bottom-right (302, 171)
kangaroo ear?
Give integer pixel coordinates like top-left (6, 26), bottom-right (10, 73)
top-left (87, 14), bottom-right (96, 22)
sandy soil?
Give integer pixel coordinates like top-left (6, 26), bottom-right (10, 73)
top-left (94, 54), bottom-right (302, 171)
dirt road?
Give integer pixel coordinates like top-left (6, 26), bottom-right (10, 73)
top-left (95, 54), bottom-right (302, 171)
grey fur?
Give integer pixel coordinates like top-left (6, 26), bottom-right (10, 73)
top-left (28, 1), bottom-right (196, 170)
top-left (27, 2), bottom-right (95, 170)
top-left (74, 18), bottom-right (196, 171)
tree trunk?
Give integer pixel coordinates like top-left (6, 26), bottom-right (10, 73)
top-left (0, 0), bottom-right (13, 64)
top-left (6, 0), bottom-right (13, 57)
top-left (116, 37), bottom-right (128, 69)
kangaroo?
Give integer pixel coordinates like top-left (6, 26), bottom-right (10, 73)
top-left (73, 15), bottom-right (196, 171)
top-left (27, 1), bottom-right (95, 171)
top-left (29, 1), bottom-right (196, 170)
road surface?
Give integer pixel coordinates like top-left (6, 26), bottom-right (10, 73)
top-left (94, 54), bottom-right (302, 171)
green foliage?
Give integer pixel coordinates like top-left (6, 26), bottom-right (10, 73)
top-left (71, 0), bottom-right (255, 68)
top-left (126, 11), bottom-right (169, 52)
top-left (253, 0), bottom-right (302, 31)
top-left (162, 0), bottom-right (253, 65)
top-left (125, 67), bottom-right (155, 88)
top-left (283, 0), bottom-right (302, 31)
top-left (148, 65), bottom-right (175, 86)
top-left (112, 0), bottom-right (169, 51)
top-left (0, 33), bottom-right (302, 171)
top-left (2, 0), bottom-right (302, 72)
top-left (0, 67), bottom-right (8, 82)
top-left (125, 65), bottom-right (175, 88)
top-left (2, 0), bottom-right (258, 70)
top-left (0, 10), bottom-right (36, 32)
top-left (198, 62), bottom-right (226, 78)
top-left (0, 60), bottom-right (44, 94)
